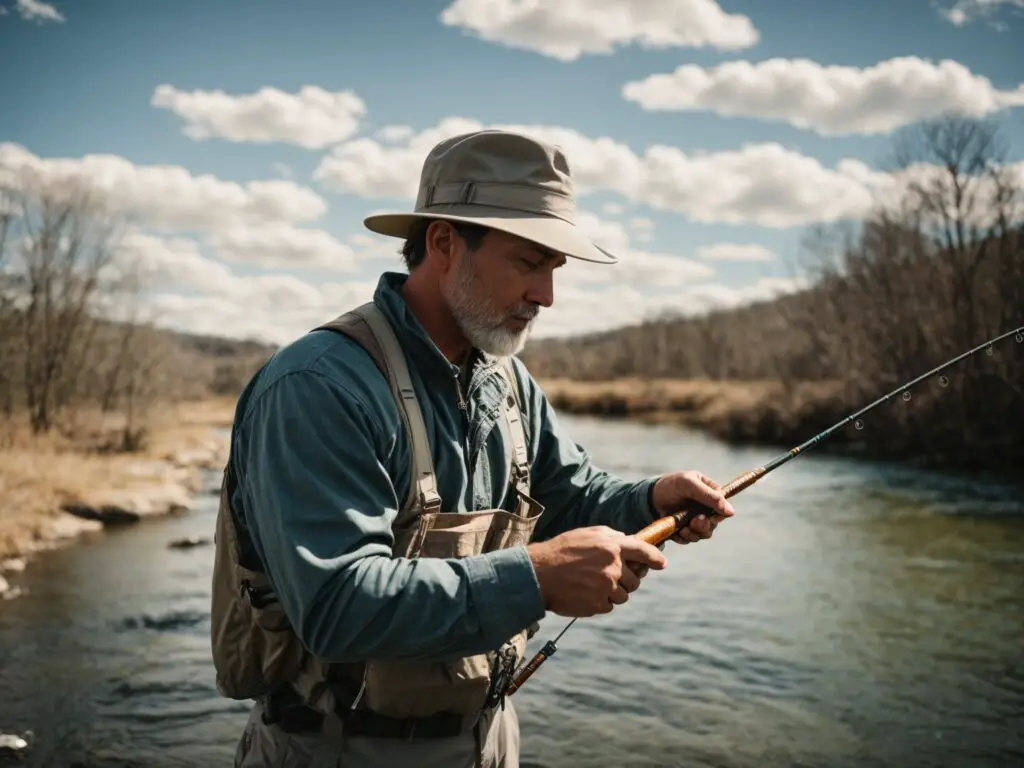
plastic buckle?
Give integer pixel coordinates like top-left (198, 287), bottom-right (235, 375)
top-left (484, 645), bottom-right (518, 711)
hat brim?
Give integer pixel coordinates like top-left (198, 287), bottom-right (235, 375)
top-left (363, 204), bottom-right (618, 265)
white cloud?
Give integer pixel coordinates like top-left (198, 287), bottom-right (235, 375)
top-left (938, 0), bottom-right (1024, 26)
top-left (209, 222), bottom-right (356, 270)
top-left (116, 233), bottom-right (235, 295)
top-left (151, 85), bottom-right (367, 149)
top-left (627, 216), bottom-right (655, 242)
top-left (570, 211), bottom-right (716, 287)
top-left (375, 125), bottom-right (416, 143)
top-left (533, 282), bottom-right (673, 337)
top-left (439, 0), bottom-right (758, 61)
top-left (530, 275), bottom-right (807, 338)
top-left (313, 117), bottom-right (886, 228)
top-left (108, 231), bottom-right (380, 344)
top-left (15, 0), bottom-right (63, 23)
top-left (868, 158), bottom-right (1024, 231)
top-left (697, 243), bottom-right (775, 262)
top-left (622, 57), bottom-right (1024, 136)
top-left (146, 277), bottom-right (379, 345)
top-left (0, 142), bottom-right (327, 234)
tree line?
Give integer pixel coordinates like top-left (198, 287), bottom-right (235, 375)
top-left (522, 118), bottom-right (1024, 473)
top-left (0, 178), bottom-right (271, 451)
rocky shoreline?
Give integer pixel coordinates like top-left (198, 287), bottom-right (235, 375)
top-left (0, 429), bottom-right (229, 603)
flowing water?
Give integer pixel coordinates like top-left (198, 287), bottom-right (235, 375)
top-left (1, 415), bottom-right (1022, 767)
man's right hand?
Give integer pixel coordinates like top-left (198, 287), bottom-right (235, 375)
top-left (526, 526), bottom-right (667, 618)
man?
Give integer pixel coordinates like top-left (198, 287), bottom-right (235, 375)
top-left (213, 129), bottom-right (735, 768)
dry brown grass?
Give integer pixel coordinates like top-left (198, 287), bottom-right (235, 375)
top-left (0, 397), bottom-right (236, 560)
top-left (539, 377), bottom-right (851, 444)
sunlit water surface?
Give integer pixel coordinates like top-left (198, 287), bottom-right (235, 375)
top-left (1, 415), bottom-right (1022, 767)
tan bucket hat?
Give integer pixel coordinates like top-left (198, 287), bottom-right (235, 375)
top-left (363, 129), bottom-right (618, 264)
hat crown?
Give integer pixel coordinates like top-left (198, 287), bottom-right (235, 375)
top-left (362, 128), bottom-right (617, 265)
top-left (414, 130), bottom-right (575, 215)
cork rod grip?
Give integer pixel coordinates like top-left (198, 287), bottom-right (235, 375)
top-left (506, 640), bottom-right (556, 696)
top-left (634, 467), bottom-right (765, 546)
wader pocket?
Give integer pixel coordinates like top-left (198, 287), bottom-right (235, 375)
top-left (210, 496), bottom-right (305, 701)
top-left (361, 506), bottom-right (541, 718)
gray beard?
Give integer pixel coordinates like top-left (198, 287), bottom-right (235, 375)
top-left (441, 254), bottom-right (537, 357)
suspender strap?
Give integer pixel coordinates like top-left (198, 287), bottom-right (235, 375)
top-left (498, 357), bottom-right (531, 493)
top-left (314, 304), bottom-right (441, 517)
top-left (352, 305), bottom-right (442, 517)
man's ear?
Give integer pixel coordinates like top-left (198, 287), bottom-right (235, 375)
top-left (424, 220), bottom-right (458, 274)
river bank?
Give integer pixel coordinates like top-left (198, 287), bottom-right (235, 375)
top-left (0, 398), bottom-right (235, 600)
top-left (537, 376), bottom-right (1023, 476)
top-left (539, 376), bottom-right (850, 442)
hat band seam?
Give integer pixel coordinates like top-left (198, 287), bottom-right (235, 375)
top-left (416, 181), bottom-right (575, 221)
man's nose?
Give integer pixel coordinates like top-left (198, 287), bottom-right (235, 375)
top-left (526, 271), bottom-right (555, 308)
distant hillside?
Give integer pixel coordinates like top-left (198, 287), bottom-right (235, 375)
top-left (167, 329), bottom-right (279, 361)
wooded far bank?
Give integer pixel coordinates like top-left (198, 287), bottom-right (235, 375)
top-left (521, 118), bottom-right (1024, 476)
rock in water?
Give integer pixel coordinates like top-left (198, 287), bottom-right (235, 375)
top-left (0, 730), bottom-right (31, 758)
top-left (168, 536), bottom-right (211, 550)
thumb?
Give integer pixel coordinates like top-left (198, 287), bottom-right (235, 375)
top-left (619, 537), bottom-right (668, 571)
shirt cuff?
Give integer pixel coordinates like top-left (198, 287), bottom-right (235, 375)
top-left (463, 546), bottom-right (546, 645)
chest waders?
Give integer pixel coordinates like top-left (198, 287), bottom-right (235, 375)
top-left (209, 302), bottom-right (543, 742)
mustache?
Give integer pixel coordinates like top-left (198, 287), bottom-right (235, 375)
top-left (508, 303), bottom-right (540, 322)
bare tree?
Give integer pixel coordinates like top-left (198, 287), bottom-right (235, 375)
top-left (1, 177), bottom-right (126, 433)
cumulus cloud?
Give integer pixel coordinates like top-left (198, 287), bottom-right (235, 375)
top-left (514, 211), bottom-right (797, 338)
top-left (115, 234), bottom-right (235, 294)
top-left (696, 243), bottom-right (775, 261)
top-left (107, 232), bottom-right (380, 344)
top-left (568, 211), bottom-right (716, 287)
top-left (151, 85), bottom-right (367, 149)
top-left (622, 56), bottom-right (1024, 136)
top-left (145, 277), bottom-right (380, 345)
top-left (439, 0), bottom-right (758, 60)
top-left (313, 117), bottom-right (887, 228)
top-left (0, 142), bottom-right (327, 233)
top-left (209, 222), bottom-right (356, 270)
top-left (14, 0), bottom-right (63, 23)
top-left (938, 0), bottom-right (1024, 26)
top-left (531, 275), bottom-right (807, 338)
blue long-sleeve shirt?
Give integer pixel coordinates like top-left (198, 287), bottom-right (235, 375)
top-left (229, 271), bottom-right (659, 666)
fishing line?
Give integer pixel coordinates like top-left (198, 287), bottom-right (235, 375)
top-left (504, 324), bottom-right (1024, 697)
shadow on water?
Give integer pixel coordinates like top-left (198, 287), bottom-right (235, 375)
top-left (1, 417), bottom-right (1022, 767)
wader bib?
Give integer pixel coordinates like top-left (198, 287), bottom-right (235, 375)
top-left (210, 302), bottom-right (543, 767)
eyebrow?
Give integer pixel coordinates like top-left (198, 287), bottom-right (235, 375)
top-left (525, 245), bottom-right (567, 267)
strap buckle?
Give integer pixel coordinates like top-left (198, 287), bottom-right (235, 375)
top-left (483, 644), bottom-right (519, 711)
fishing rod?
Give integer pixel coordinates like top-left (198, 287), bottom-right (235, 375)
top-left (504, 324), bottom-right (1024, 697)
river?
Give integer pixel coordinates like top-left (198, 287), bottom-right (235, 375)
top-left (1, 414), bottom-right (1022, 767)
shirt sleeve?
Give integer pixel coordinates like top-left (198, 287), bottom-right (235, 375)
top-left (511, 360), bottom-right (660, 542)
top-left (233, 368), bottom-right (546, 664)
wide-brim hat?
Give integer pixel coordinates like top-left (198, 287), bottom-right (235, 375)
top-left (363, 129), bottom-right (618, 265)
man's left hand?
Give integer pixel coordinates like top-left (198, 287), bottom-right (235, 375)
top-left (650, 470), bottom-right (735, 545)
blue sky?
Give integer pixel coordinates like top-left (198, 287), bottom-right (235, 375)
top-left (1, 0), bottom-right (1022, 343)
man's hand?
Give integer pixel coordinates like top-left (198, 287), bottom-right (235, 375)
top-left (527, 526), bottom-right (667, 618)
top-left (650, 470), bottom-right (735, 545)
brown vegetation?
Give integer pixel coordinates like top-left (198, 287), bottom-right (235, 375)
top-left (0, 177), bottom-right (273, 563)
top-left (0, 398), bottom-right (236, 561)
top-left (523, 118), bottom-right (1024, 475)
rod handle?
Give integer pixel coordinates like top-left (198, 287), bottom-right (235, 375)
top-left (506, 640), bottom-right (557, 697)
top-left (634, 467), bottom-right (765, 546)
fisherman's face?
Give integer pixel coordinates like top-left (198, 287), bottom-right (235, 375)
top-left (440, 226), bottom-right (565, 357)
